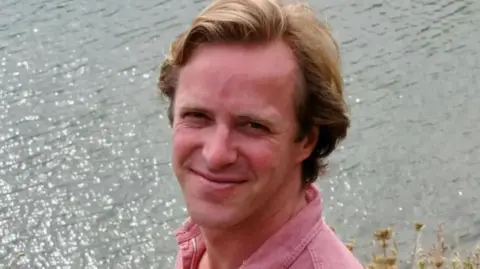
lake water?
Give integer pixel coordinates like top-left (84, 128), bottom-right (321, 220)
top-left (1, 0), bottom-right (479, 268)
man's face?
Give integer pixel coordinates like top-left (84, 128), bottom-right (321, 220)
top-left (171, 40), bottom-right (314, 229)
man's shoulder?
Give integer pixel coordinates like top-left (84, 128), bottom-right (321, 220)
top-left (290, 224), bottom-right (364, 269)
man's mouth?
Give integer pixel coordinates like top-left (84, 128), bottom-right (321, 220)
top-left (190, 168), bottom-right (247, 185)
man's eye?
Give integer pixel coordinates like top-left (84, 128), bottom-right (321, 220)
top-left (244, 122), bottom-right (269, 132)
top-left (184, 112), bottom-right (207, 119)
top-left (248, 122), bottom-right (265, 129)
top-left (180, 112), bottom-right (210, 127)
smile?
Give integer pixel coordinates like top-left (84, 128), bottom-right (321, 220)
top-left (190, 168), bottom-right (247, 188)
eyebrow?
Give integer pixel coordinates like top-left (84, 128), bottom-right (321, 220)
top-left (177, 105), bottom-right (210, 115)
top-left (177, 104), bottom-right (281, 126)
top-left (236, 114), bottom-right (276, 127)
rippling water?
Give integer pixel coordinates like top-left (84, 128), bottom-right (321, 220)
top-left (1, 0), bottom-right (479, 268)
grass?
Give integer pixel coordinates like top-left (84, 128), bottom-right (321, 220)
top-left (343, 223), bottom-right (480, 269)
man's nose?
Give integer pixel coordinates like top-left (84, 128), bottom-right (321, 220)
top-left (202, 126), bottom-right (238, 170)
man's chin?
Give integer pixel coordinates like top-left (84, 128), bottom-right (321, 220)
top-left (187, 205), bottom-right (242, 230)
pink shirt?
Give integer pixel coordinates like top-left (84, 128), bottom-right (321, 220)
top-left (173, 185), bottom-right (364, 269)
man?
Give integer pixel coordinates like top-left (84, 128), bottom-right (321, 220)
top-left (158, 0), bottom-right (363, 268)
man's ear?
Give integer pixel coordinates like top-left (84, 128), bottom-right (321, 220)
top-left (296, 126), bottom-right (319, 163)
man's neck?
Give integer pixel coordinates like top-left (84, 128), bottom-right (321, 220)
top-left (198, 189), bottom-right (308, 269)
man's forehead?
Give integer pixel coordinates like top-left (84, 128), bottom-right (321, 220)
top-left (175, 41), bottom-right (299, 123)
top-left (181, 40), bottom-right (299, 81)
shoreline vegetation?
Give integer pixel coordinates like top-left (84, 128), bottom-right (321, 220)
top-left (3, 223), bottom-right (479, 268)
top-left (340, 223), bottom-right (480, 269)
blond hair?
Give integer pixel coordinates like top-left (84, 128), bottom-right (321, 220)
top-left (158, 0), bottom-right (350, 185)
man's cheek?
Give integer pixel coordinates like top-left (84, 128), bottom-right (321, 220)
top-left (248, 148), bottom-right (275, 174)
